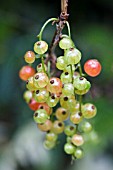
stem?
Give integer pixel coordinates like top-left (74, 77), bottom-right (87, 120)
top-left (61, 0), bottom-right (68, 14)
top-left (38, 18), bottom-right (58, 41)
top-left (70, 64), bottom-right (74, 83)
top-left (78, 62), bottom-right (83, 77)
top-left (66, 21), bottom-right (71, 38)
top-left (41, 55), bottom-right (46, 74)
top-left (79, 95), bottom-right (82, 112)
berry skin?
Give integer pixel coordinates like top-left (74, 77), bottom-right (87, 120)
top-left (74, 81), bottom-right (91, 95)
top-left (37, 103), bottom-right (52, 116)
top-left (73, 77), bottom-right (88, 91)
top-left (37, 119), bottom-right (52, 132)
top-left (33, 109), bottom-right (49, 124)
top-left (47, 77), bottom-right (62, 94)
top-left (60, 71), bottom-right (72, 84)
top-left (62, 83), bottom-right (74, 96)
top-left (60, 95), bottom-right (76, 110)
top-left (34, 41), bottom-right (48, 54)
top-left (23, 90), bottom-right (32, 103)
top-left (64, 125), bottom-right (76, 136)
top-left (26, 76), bottom-right (37, 91)
top-left (37, 63), bottom-right (47, 72)
top-left (43, 140), bottom-right (56, 150)
top-left (46, 94), bottom-right (59, 107)
top-left (70, 111), bottom-right (83, 124)
top-left (74, 148), bottom-right (84, 159)
top-left (56, 56), bottom-right (66, 70)
top-left (80, 121), bottom-right (92, 133)
top-left (24, 51), bottom-right (35, 63)
top-left (82, 103), bottom-right (97, 119)
top-left (52, 120), bottom-right (64, 134)
top-left (34, 88), bottom-right (49, 103)
top-left (46, 132), bottom-right (58, 142)
top-left (71, 134), bottom-right (84, 146)
top-left (84, 59), bottom-right (102, 77)
top-left (59, 37), bottom-right (74, 49)
top-left (28, 98), bottom-right (40, 111)
top-left (64, 143), bottom-right (75, 154)
top-left (19, 66), bottom-right (35, 81)
top-left (33, 72), bottom-right (49, 88)
top-left (64, 48), bottom-right (81, 65)
top-left (55, 107), bottom-right (69, 121)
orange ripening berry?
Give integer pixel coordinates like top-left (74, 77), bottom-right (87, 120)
top-left (19, 65), bottom-right (35, 81)
top-left (84, 59), bottom-right (102, 77)
top-left (28, 98), bottom-right (40, 111)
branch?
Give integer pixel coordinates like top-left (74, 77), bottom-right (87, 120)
top-left (45, 0), bottom-right (69, 72)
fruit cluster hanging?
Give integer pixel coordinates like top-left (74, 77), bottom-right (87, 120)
top-left (19, 16), bottom-right (101, 160)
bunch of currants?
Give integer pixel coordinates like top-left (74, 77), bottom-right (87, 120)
top-left (19, 18), bottom-right (101, 160)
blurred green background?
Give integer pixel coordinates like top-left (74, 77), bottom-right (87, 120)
top-left (0, 0), bottom-right (113, 169)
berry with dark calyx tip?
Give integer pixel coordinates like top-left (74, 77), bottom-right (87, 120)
top-left (33, 72), bottom-right (49, 88)
top-left (34, 40), bottom-right (48, 54)
top-left (43, 140), bottom-right (56, 150)
top-left (34, 88), bottom-right (49, 103)
top-left (82, 103), bottom-right (97, 119)
top-left (74, 81), bottom-right (91, 95)
top-left (71, 134), bottom-right (84, 146)
top-left (74, 148), bottom-right (84, 159)
top-left (46, 94), bottom-right (59, 107)
top-left (59, 37), bottom-right (74, 49)
top-left (19, 65), bottom-right (35, 81)
top-left (33, 109), bottom-right (49, 124)
top-left (64, 143), bottom-right (75, 154)
top-left (23, 90), bottom-right (32, 103)
top-left (64, 48), bottom-right (81, 65)
top-left (64, 125), bottom-right (76, 136)
top-left (37, 103), bottom-right (52, 116)
top-left (73, 77), bottom-right (88, 91)
top-left (84, 59), bottom-right (102, 77)
top-left (47, 77), bottom-right (62, 94)
top-left (24, 51), bottom-right (35, 63)
top-left (70, 111), bottom-right (83, 124)
top-left (60, 95), bottom-right (76, 110)
top-left (80, 121), bottom-right (92, 133)
top-left (62, 83), bottom-right (74, 96)
top-left (55, 107), bottom-right (69, 121)
top-left (46, 131), bottom-right (58, 142)
top-left (52, 120), bottom-right (64, 134)
top-left (37, 63), bottom-right (47, 72)
top-left (56, 56), bottom-right (66, 70)
top-left (26, 76), bottom-right (37, 91)
top-left (60, 71), bottom-right (72, 84)
top-left (28, 98), bottom-right (40, 111)
top-left (37, 119), bottom-right (52, 132)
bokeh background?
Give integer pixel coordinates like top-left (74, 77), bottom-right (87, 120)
top-left (0, 0), bottom-right (113, 170)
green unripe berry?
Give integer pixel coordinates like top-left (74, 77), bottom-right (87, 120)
top-left (52, 120), bottom-right (64, 134)
top-left (46, 132), bottom-right (58, 142)
top-left (37, 63), bottom-right (47, 72)
top-left (26, 77), bottom-right (37, 91)
top-left (80, 121), bottom-right (92, 133)
top-left (34, 40), bottom-right (48, 54)
top-left (64, 125), bottom-right (76, 136)
top-left (64, 143), bottom-right (75, 154)
top-left (56, 56), bottom-right (66, 70)
top-left (74, 148), bottom-right (84, 159)
top-left (62, 83), bottom-right (74, 96)
top-left (73, 77), bottom-right (88, 91)
top-left (23, 90), bottom-right (32, 103)
top-left (46, 94), bottom-right (59, 107)
top-left (74, 81), bottom-right (91, 95)
top-left (34, 88), bottom-right (49, 103)
top-left (70, 111), bottom-right (83, 124)
top-left (33, 109), bottom-right (49, 124)
top-left (82, 103), bottom-right (97, 119)
top-left (59, 37), bottom-right (74, 49)
top-left (61, 71), bottom-right (72, 83)
top-left (43, 140), bottom-right (56, 150)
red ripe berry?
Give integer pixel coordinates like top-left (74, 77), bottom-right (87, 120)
top-left (28, 98), bottom-right (40, 111)
top-left (19, 65), bottom-right (35, 81)
top-left (84, 59), bottom-right (101, 77)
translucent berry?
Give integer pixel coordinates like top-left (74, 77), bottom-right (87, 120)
top-left (64, 143), bottom-right (75, 154)
top-left (33, 72), bottom-right (49, 88)
top-left (74, 148), bottom-right (84, 159)
top-left (47, 77), bottom-right (62, 94)
top-left (37, 103), bottom-right (52, 116)
top-left (43, 140), bottom-right (56, 150)
top-left (62, 83), bottom-right (74, 96)
top-left (34, 40), bottom-right (48, 54)
top-left (64, 48), bottom-right (81, 65)
top-left (19, 65), bottom-right (35, 81)
top-left (33, 109), bottom-right (49, 124)
top-left (73, 77), bottom-right (88, 90)
top-left (46, 131), bottom-right (58, 142)
top-left (84, 59), bottom-right (102, 77)
top-left (82, 103), bottom-right (97, 119)
top-left (38, 120), bottom-right (52, 132)
top-left (71, 134), bottom-right (84, 146)
top-left (74, 81), bottom-right (91, 95)
top-left (60, 71), bottom-right (72, 84)
top-left (37, 119), bottom-right (52, 132)
top-left (64, 125), bottom-right (76, 136)
top-left (52, 120), bottom-right (64, 134)
top-left (37, 63), bottom-right (47, 72)
top-left (34, 88), bottom-right (49, 103)
top-left (46, 94), bottom-right (59, 107)
top-left (59, 37), bottom-right (74, 49)
top-left (60, 95), bottom-right (76, 110)
top-left (28, 98), bottom-right (40, 111)
top-left (24, 51), bottom-right (35, 63)
top-left (23, 90), bottom-right (32, 103)
top-left (55, 107), bottom-right (69, 121)
top-left (26, 76), bottom-right (37, 91)
top-left (70, 111), bottom-right (83, 124)
top-left (56, 56), bottom-right (66, 70)
top-left (80, 121), bottom-right (92, 133)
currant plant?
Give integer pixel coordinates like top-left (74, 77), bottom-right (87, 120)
top-left (19, 0), bottom-right (102, 160)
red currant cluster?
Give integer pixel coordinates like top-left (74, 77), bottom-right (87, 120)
top-left (19, 18), bottom-right (101, 160)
